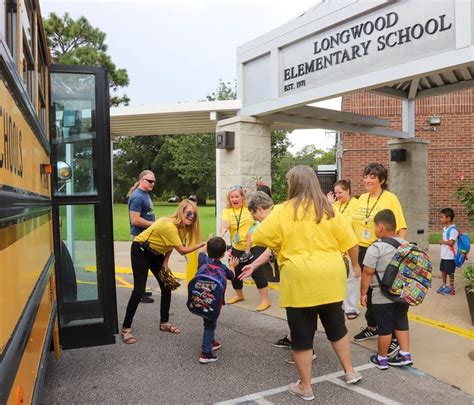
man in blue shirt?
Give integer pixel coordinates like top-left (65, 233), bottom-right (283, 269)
top-left (127, 170), bottom-right (156, 303)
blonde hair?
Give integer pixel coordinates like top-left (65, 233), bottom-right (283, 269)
top-left (225, 186), bottom-right (247, 209)
top-left (167, 199), bottom-right (202, 245)
top-left (126, 170), bottom-right (154, 199)
top-left (287, 165), bottom-right (334, 223)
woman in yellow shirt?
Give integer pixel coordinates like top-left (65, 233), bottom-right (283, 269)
top-left (121, 199), bottom-right (206, 344)
top-left (240, 166), bottom-right (362, 401)
top-left (328, 179), bottom-right (360, 320)
top-left (220, 185), bottom-right (271, 311)
top-left (351, 163), bottom-right (407, 343)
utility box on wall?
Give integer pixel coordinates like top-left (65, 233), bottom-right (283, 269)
top-left (216, 131), bottom-right (235, 149)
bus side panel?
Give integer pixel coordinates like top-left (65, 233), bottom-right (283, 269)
top-left (0, 80), bottom-right (51, 196)
top-left (6, 273), bottom-right (57, 405)
top-left (0, 216), bottom-right (53, 352)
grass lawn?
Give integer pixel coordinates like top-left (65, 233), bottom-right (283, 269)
top-left (114, 203), bottom-right (218, 240)
top-left (62, 203), bottom-right (218, 241)
top-left (62, 204), bottom-right (473, 244)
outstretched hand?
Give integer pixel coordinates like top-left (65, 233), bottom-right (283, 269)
top-left (238, 263), bottom-right (256, 280)
top-left (228, 256), bottom-right (239, 270)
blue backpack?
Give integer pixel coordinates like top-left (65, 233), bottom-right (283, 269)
top-left (447, 225), bottom-right (471, 267)
top-left (187, 263), bottom-right (226, 321)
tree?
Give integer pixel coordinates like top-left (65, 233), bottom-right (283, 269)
top-left (44, 12), bottom-right (130, 106)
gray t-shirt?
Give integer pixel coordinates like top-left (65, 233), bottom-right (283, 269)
top-left (363, 237), bottom-right (407, 304)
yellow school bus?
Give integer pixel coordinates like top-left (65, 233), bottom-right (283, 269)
top-left (0, 1), bottom-right (117, 403)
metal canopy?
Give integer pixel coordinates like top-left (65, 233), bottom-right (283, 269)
top-left (269, 105), bottom-right (409, 138)
top-left (109, 100), bottom-right (241, 138)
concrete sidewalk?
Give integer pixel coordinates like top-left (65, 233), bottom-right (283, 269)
top-left (113, 242), bottom-right (474, 396)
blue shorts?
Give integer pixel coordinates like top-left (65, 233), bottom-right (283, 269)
top-left (440, 259), bottom-right (456, 275)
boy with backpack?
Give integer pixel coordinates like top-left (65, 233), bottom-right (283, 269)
top-left (360, 209), bottom-right (413, 370)
top-left (187, 237), bottom-right (238, 364)
top-left (438, 208), bottom-right (458, 296)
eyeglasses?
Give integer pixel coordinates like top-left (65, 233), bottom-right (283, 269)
top-left (185, 210), bottom-right (196, 219)
top-left (142, 178), bottom-right (155, 184)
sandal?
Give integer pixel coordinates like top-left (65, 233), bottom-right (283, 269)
top-left (121, 328), bottom-right (136, 344)
top-left (346, 312), bottom-right (359, 320)
top-left (160, 323), bottom-right (181, 334)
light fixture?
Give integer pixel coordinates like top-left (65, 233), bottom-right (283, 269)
top-left (429, 115), bottom-right (441, 126)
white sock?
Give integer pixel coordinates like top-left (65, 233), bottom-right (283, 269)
top-left (399, 350), bottom-right (410, 356)
top-left (377, 354), bottom-right (388, 361)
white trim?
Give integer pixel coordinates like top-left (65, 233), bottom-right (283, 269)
top-left (329, 377), bottom-right (402, 405)
top-left (214, 363), bottom-right (376, 405)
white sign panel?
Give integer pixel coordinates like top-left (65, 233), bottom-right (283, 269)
top-left (279, 1), bottom-right (455, 97)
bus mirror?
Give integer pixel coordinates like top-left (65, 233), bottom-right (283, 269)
top-left (57, 161), bottom-right (72, 181)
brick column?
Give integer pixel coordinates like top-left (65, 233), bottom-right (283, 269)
top-left (388, 138), bottom-right (430, 250)
top-left (215, 116), bottom-right (271, 232)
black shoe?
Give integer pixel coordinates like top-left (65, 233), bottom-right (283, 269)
top-left (199, 352), bottom-right (218, 364)
top-left (141, 296), bottom-right (154, 303)
top-left (144, 291), bottom-right (152, 297)
top-left (272, 335), bottom-right (292, 348)
top-left (353, 327), bottom-right (378, 342)
top-left (388, 339), bottom-right (400, 358)
top-left (239, 252), bottom-right (254, 263)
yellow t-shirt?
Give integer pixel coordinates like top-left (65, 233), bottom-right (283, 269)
top-left (251, 201), bottom-right (358, 308)
top-left (333, 197), bottom-right (358, 223)
top-left (352, 190), bottom-right (407, 247)
top-left (221, 206), bottom-right (254, 251)
top-left (134, 217), bottom-right (183, 254)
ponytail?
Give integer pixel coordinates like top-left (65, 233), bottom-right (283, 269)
top-left (126, 170), bottom-right (154, 199)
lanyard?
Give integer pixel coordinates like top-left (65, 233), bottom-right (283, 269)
top-left (365, 191), bottom-right (383, 225)
top-left (232, 206), bottom-right (243, 242)
top-left (339, 201), bottom-right (349, 214)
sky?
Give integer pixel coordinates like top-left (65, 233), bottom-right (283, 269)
top-left (42, 0), bottom-right (340, 152)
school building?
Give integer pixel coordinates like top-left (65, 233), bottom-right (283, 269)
top-left (341, 88), bottom-right (474, 232)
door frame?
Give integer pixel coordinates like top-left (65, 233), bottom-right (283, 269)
top-left (49, 64), bottom-right (117, 349)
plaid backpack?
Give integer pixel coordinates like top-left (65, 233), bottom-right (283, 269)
top-left (187, 263), bottom-right (226, 321)
top-left (375, 238), bottom-right (432, 306)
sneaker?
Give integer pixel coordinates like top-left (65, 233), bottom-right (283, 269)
top-left (388, 353), bottom-right (413, 367)
top-left (388, 339), bottom-right (400, 358)
top-left (199, 352), bottom-right (218, 364)
top-left (285, 350), bottom-right (317, 364)
top-left (212, 340), bottom-right (221, 351)
top-left (144, 291), bottom-right (152, 297)
top-left (353, 327), bottom-right (378, 342)
top-left (441, 287), bottom-right (454, 296)
top-left (436, 285), bottom-right (446, 294)
top-left (239, 251), bottom-right (254, 263)
top-left (344, 370), bottom-right (362, 384)
top-left (288, 381), bottom-right (315, 401)
top-left (370, 354), bottom-right (388, 370)
top-left (272, 336), bottom-right (292, 348)
top-left (140, 296), bottom-right (154, 304)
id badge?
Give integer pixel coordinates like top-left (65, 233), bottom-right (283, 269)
top-left (361, 229), bottom-right (371, 239)
top-left (233, 233), bottom-right (240, 244)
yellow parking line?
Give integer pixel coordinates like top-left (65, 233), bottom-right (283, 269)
top-left (408, 313), bottom-right (474, 340)
top-left (115, 275), bottom-right (134, 288)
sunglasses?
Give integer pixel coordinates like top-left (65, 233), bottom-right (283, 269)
top-left (185, 210), bottom-right (196, 219)
top-left (230, 184), bottom-right (242, 190)
top-left (142, 178), bottom-right (155, 184)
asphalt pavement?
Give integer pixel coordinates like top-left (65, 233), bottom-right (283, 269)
top-left (42, 277), bottom-right (473, 405)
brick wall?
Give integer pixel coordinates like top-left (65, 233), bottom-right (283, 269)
top-left (341, 89), bottom-right (474, 232)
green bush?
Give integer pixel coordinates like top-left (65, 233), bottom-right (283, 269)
top-left (463, 264), bottom-right (474, 292)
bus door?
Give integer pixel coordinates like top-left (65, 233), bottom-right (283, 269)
top-left (49, 65), bottom-right (118, 349)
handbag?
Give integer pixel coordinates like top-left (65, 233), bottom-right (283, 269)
top-left (158, 266), bottom-right (181, 291)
